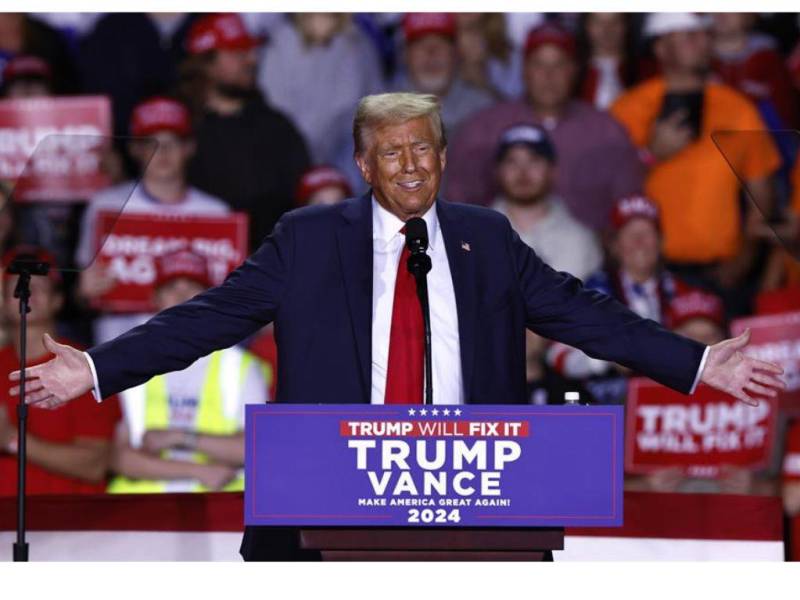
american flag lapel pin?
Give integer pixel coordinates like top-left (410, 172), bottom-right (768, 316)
top-left (461, 241), bottom-right (471, 252)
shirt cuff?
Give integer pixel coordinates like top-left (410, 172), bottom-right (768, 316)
top-left (689, 346), bottom-right (711, 395)
top-left (83, 351), bottom-right (103, 403)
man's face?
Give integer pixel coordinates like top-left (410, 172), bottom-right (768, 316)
top-left (523, 45), bottom-right (576, 113)
top-left (209, 48), bottom-right (258, 93)
top-left (585, 13), bottom-right (626, 56)
top-left (612, 218), bottom-right (661, 277)
top-left (133, 132), bottom-right (194, 182)
top-left (2, 274), bottom-right (62, 326)
top-left (405, 34), bottom-right (457, 96)
top-left (656, 30), bottom-right (712, 74)
top-left (153, 277), bottom-right (206, 311)
top-left (496, 145), bottom-right (552, 205)
top-left (355, 116), bottom-right (446, 220)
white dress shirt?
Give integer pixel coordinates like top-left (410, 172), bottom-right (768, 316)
top-left (370, 197), bottom-right (464, 405)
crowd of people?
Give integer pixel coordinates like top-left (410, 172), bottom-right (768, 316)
top-left (0, 11), bottom-right (799, 558)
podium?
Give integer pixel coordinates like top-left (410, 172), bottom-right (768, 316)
top-left (245, 404), bottom-right (623, 561)
top-left (299, 527), bottom-right (564, 561)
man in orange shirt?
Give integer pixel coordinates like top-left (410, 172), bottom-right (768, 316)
top-left (610, 13), bottom-right (780, 308)
top-left (0, 247), bottom-right (121, 496)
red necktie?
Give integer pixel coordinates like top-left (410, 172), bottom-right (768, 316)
top-left (384, 231), bottom-right (424, 404)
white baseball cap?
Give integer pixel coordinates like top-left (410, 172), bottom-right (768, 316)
top-left (644, 13), bottom-right (712, 38)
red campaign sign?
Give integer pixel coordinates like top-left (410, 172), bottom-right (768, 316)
top-left (731, 311), bottom-right (800, 415)
top-left (0, 95), bottom-right (112, 202)
top-left (625, 378), bottom-right (778, 478)
top-left (91, 211), bottom-right (249, 313)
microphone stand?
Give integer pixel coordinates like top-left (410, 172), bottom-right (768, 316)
top-left (407, 253), bottom-right (433, 406)
top-left (8, 258), bottom-right (50, 562)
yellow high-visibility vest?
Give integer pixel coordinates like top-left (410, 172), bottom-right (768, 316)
top-left (108, 348), bottom-right (267, 493)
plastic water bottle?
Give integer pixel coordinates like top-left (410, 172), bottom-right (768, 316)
top-left (564, 391), bottom-right (580, 405)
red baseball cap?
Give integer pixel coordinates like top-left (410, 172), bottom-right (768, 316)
top-left (610, 194), bottom-right (660, 232)
top-left (403, 13), bottom-right (457, 44)
top-left (296, 166), bottom-right (352, 205)
top-left (668, 288), bottom-right (725, 330)
top-left (2, 55), bottom-right (52, 83)
top-left (154, 250), bottom-right (211, 289)
top-left (524, 23), bottom-right (576, 59)
top-left (130, 96), bottom-right (192, 138)
top-left (1, 246), bottom-right (62, 285)
top-left (186, 13), bottom-right (263, 55)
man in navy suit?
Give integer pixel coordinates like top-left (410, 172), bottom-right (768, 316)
top-left (11, 93), bottom-right (785, 559)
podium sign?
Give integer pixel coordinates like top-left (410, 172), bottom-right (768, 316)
top-left (245, 404), bottom-right (623, 527)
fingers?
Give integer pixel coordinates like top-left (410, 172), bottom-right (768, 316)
top-left (42, 333), bottom-right (64, 356)
top-left (9, 379), bottom-right (45, 396)
top-left (749, 370), bottom-right (786, 390)
top-left (744, 381), bottom-right (777, 398)
top-left (748, 357), bottom-right (784, 376)
top-left (729, 328), bottom-right (751, 350)
top-left (25, 388), bottom-right (58, 405)
top-left (9, 365), bottom-right (45, 383)
top-left (36, 396), bottom-right (60, 410)
top-left (735, 390), bottom-right (759, 407)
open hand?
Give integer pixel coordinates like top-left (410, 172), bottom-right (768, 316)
top-left (700, 329), bottom-right (785, 406)
top-left (9, 334), bottom-right (94, 409)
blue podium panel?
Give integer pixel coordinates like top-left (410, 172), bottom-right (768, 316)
top-left (245, 404), bottom-right (623, 527)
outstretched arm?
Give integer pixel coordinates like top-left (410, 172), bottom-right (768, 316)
top-left (509, 224), bottom-right (784, 400)
top-left (11, 214), bottom-right (296, 408)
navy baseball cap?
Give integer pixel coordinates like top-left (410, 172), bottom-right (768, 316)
top-left (495, 124), bottom-right (556, 163)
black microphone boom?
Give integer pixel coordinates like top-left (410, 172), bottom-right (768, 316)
top-left (404, 217), bottom-right (433, 405)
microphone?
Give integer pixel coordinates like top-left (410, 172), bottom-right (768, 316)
top-left (405, 217), bottom-right (431, 277)
top-left (404, 217), bottom-right (433, 405)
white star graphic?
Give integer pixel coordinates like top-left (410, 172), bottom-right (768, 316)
top-left (442, 408), bottom-right (450, 416)
top-left (431, 408), bottom-right (439, 416)
top-left (408, 408), bottom-right (416, 416)
top-left (454, 409), bottom-right (462, 416)
top-left (419, 408), bottom-right (428, 416)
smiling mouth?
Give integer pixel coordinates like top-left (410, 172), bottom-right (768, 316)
top-left (397, 180), bottom-right (424, 191)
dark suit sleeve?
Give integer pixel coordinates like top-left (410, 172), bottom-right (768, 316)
top-left (88, 214), bottom-right (296, 399)
top-left (507, 223), bottom-right (706, 394)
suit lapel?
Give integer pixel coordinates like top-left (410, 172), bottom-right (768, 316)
top-left (337, 192), bottom-right (373, 403)
top-left (437, 199), bottom-right (478, 403)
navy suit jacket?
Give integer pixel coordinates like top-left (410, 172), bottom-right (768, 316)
top-left (89, 192), bottom-right (706, 403)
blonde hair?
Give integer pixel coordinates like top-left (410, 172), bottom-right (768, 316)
top-left (353, 92), bottom-right (446, 156)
